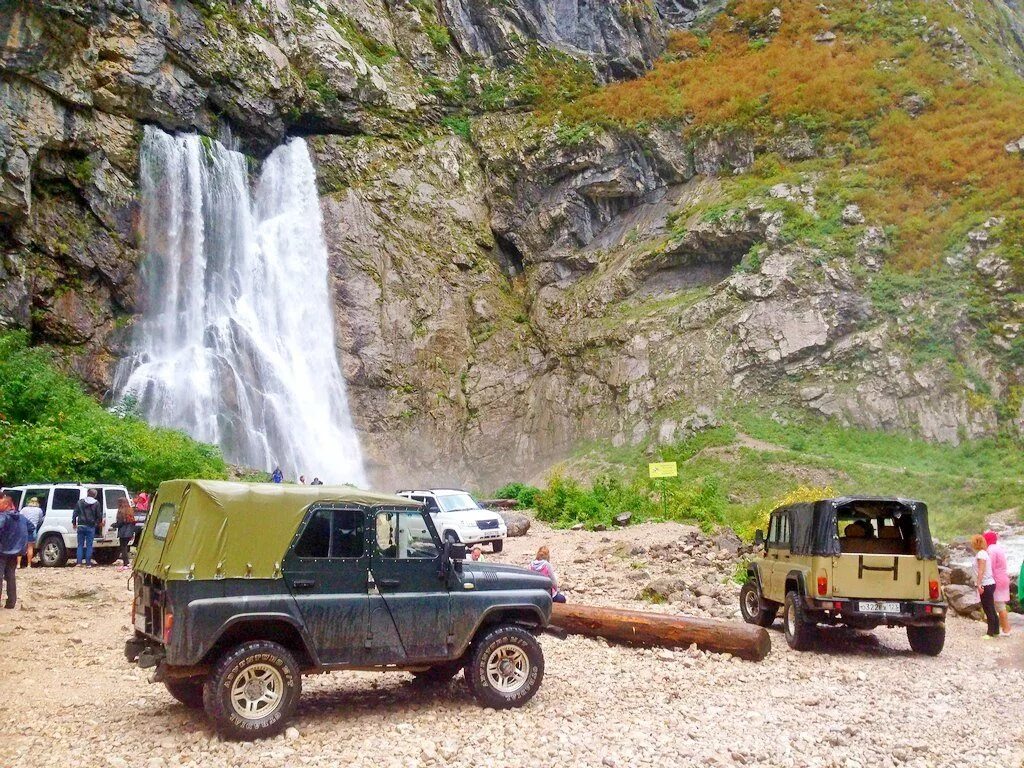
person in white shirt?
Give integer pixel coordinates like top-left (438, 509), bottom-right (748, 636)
top-left (973, 534), bottom-right (999, 638)
top-left (18, 497), bottom-right (43, 568)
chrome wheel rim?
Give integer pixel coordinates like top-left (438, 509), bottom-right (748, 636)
top-left (485, 644), bottom-right (530, 693)
top-left (230, 663), bottom-right (284, 720)
top-left (42, 540), bottom-right (60, 564)
top-left (743, 587), bottom-right (760, 618)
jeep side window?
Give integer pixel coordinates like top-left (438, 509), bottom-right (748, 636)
top-left (295, 509), bottom-right (365, 559)
top-left (375, 510), bottom-right (438, 559)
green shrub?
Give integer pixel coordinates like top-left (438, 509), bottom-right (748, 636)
top-left (0, 332), bottom-right (228, 490)
top-left (493, 482), bottom-right (541, 508)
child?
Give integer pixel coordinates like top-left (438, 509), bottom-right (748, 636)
top-left (115, 498), bottom-right (136, 572)
top-left (530, 545), bottom-right (566, 603)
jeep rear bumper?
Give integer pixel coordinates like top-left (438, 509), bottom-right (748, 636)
top-left (807, 597), bottom-right (946, 626)
top-left (125, 635), bottom-right (165, 669)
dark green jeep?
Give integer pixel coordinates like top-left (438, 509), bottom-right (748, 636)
top-left (124, 480), bottom-right (553, 740)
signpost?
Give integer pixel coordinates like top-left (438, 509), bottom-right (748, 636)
top-left (648, 461), bottom-right (678, 519)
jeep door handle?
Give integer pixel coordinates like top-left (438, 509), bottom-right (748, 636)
top-left (378, 578), bottom-right (400, 588)
top-left (293, 579), bottom-right (316, 591)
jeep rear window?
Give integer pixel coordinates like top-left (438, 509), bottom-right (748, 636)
top-left (295, 509), bottom-right (364, 559)
top-left (153, 503), bottom-right (176, 541)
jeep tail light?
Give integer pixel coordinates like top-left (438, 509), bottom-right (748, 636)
top-left (163, 612), bottom-right (174, 645)
top-left (817, 575), bottom-right (828, 596)
top-left (929, 580), bottom-right (940, 600)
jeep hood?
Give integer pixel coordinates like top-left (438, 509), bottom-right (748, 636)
top-left (462, 563), bottom-right (552, 592)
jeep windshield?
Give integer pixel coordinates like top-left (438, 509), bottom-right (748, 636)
top-left (436, 493), bottom-right (480, 513)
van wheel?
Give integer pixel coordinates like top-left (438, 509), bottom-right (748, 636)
top-left (740, 581), bottom-right (778, 627)
top-left (465, 625), bottom-right (544, 709)
top-left (203, 641), bottom-right (301, 741)
top-left (492, 540), bottom-right (504, 553)
top-left (39, 535), bottom-right (67, 568)
top-left (907, 625), bottom-right (945, 656)
top-left (411, 658), bottom-right (464, 684)
top-left (165, 679), bottom-right (205, 708)
top-left (784, 591), bottom-right (815, 651)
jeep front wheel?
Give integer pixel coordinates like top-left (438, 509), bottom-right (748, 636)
top-left (203, 640), bottom-right (301, 740)
top-left (466, 625), bottom-right (544, 709)
top-left (740, 580), bottom-right (778, 627)
top-left (784, 591), bottom-right (815, 651)
top-left (907, 624), bottom-right (945, 656)
top-left (165, 679), bottom-right (205, 708)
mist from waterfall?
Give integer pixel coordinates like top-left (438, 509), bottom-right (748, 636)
top-left (114, 126), bottom-right (366, 485)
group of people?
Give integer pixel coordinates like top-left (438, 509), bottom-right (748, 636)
top-left (0, 489), bottom-right (151, 610)
top-left (971, 529), bottom-right (1019, 638)
top-left (270, 467), bottom-right (323, 486)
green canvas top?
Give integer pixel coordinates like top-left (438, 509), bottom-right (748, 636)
top-left (135, 479), bottom-right (421, 581)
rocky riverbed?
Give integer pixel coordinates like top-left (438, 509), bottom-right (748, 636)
top-left (2, 519), bottom-right (1024, 768)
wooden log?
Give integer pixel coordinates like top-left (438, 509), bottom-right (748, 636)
top-left (550, 602), bottom-right (771, 662)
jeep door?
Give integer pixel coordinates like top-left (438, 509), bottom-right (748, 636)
top-left (370, 508), bottom-right (451, 661)
top-left (282, 504), bottom-right (370, 666)
top-left (764, 511), bottom-right (793, 602)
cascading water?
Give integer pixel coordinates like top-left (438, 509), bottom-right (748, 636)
top-left (114, 126), bottom-right (366, 485)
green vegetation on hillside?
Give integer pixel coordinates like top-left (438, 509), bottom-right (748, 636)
top-left (508, 408), bottom-right (1024, 540)
top-left (0, 332), bottom-right (228, 491)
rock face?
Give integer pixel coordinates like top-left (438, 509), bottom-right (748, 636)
top-left (1, 0), bottom-right (1020, 488)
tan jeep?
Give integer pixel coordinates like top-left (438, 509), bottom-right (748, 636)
top-left (740, 497), bottom-right (947, 655)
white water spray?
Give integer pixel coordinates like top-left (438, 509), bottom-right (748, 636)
top-left (114, 126), bottom-right (366, 485)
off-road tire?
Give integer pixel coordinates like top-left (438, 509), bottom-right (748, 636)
top-left (907, 624), bottom-right (945, 656)
top-left (784, 591), bottom-right (815, 651)
top-left (492, 540), bottom-right (504, 553)
top-left (411, 658), bottom-right (464, 684)
top-left (740, 580), bottom-right (778, 627)
top-left (39, 535), bottom-right (68, 568)
top-left (202, 640), bottom-right (301, 741)
top-left (465, 625), bottom-right (544, 709)
top-left (165, 679), bottom-right (205, 708)
top-left (93, 548), bottom-right (119, 566)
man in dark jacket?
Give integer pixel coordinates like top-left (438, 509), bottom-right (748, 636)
top-left (0, 493), bottom-right (29, 608)
top-left (71, 489), bottom-right (103, 567)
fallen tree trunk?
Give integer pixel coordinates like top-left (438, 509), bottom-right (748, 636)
top-left (550, 603), bottom-right (771, 662)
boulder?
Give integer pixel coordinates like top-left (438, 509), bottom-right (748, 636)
top-left (713, 530), bottom-right (742, 556)
top-left (498, 509), bottom-right (531, 537)
top-left (944, 584), bottom-right (982, 619)
top-left (947, 563), bottom-right (973, 586)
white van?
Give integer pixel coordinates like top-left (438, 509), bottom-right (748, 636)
top-left (396, 489), bottom-right (508, 552)
top-left (1, 483), bottom-right (130, 566)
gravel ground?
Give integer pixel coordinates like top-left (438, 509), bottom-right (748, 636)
top-left (2, 519), bottom-right (1023, 768)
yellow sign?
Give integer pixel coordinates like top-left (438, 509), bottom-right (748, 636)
top-left (648, 461), bottom-right (678, 479)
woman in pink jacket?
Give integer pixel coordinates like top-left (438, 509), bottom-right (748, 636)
top-left (984, 530), bottom-right (1012, 636)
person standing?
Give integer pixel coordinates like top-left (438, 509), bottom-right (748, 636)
top-left (132, 491), bottom-right (149, 548)
top-left (299, 475), bottom-right (306, 485)
top-left (271, 467), bottom-right (284, 484)
top-left (115, 498), bottom-right (136, 572)
top-left (984, 530), bottom-right (1012, 636)
top-left (71, 489), bottom-right (102, 567)
top-left (0, 494), bottom-right (28, 608)
top-left (19, 497), bottom-right (43, 568)
top-left (530, 545), bottom-right (567, 603)
top-left (972, 534), bottom-right (999, 639)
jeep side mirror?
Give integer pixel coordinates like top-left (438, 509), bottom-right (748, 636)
top-left (440, 540), bottom-right (467, 579)
top-left (754, 529), bottom-right (765, 547)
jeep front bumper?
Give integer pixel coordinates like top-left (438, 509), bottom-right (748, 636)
top-left (808, 597), bottom-right (946, 625)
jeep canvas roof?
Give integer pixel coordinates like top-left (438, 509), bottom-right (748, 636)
top-left (135, 480), bottom-right (422, 581)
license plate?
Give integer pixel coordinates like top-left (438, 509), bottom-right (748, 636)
top-left (859, 601), bottom-right (900, 613)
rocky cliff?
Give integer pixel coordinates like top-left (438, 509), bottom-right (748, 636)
top-left (1, 0), bottom-right (1022, 488)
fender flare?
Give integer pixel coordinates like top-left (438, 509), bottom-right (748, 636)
top-left (747, 563), bottom-right (766, 593)
top-left (202, 612), bottom-right (321, 667)
top-left (784, 570), bottom-right (809, 598)
top-left (455, 603), bottom-right (549, 657)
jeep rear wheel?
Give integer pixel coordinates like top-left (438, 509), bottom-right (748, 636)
top-left (203, 640), bottom-right (300, 740)
top-left (740, 580), bottom-right (778, 627)
top-left (784, 591), bottom-right (815, 651)
top-left (466, 625), bottom-right (544, 709)
top-left (907, 625), bottom-right (945, 656)
top-left (39, 535), bottom-right (67, 568)
top-left (165, 679), bottom-right (205, 709)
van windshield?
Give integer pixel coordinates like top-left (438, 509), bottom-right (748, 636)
top-left (436, 493), bottom-right (479, 513)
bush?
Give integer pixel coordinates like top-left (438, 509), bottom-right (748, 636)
top-left (493, 482), bottom-right (541, 509)
top-left (0, 332), bottom-right (228, 490)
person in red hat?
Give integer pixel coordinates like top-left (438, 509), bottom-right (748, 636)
top-left (984, 530), bottom-right (1012, 636)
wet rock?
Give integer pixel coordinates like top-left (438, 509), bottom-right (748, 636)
top-left (499, 510), bottom-right (532, 537)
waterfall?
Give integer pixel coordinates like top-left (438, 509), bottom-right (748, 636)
top-left (114, 126), bottom-right (366, 485)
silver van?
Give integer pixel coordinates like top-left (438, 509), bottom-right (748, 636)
top-left (1, 483), bottom-right (130, 566)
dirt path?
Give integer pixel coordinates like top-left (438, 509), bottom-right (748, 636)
top-left (2, 520), bottom-right (1023, 768)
